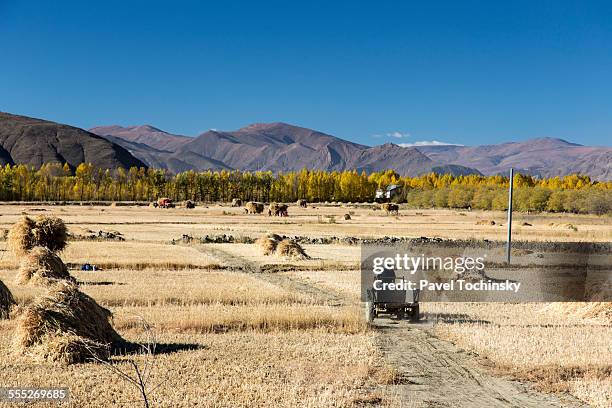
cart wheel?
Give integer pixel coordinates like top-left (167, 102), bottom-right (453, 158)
top-left (365, 302), bottom-right (375, 323)
top-left (410, 304), bottom-right (420, 322)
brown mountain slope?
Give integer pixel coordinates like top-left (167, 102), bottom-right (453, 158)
top-left (0, 112), bottom-right (145, 169)
top-left (417, 138), bottom-right (612, 180)
top-left (98, 134), bottom-right (230, 173)
top-left (90, 125), bottom-right (191, 152)
top-left (173, 122), bottom-right (479, 175)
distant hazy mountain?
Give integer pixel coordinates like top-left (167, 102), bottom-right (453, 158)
top-left (93, 121), bottom-right (479, 176)
top-left (416, 138), bottom-right (612, 180)
top-left (0, 112), bottom-right (145, 169)
top-left (90, 125), bottom-right (191, 152)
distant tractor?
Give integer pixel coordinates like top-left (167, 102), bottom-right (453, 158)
top-left (157, 197), bottom-right (175, 208)
top-left (231, 198), bottom-right (242, 207)
top-left (297, 199), bottom-right (307, 208)
top-left (375, 184), bottom-right (402, 203)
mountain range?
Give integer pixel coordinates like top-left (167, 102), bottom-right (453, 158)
top-left (0, 112), bottom-right (144, 169)
top-left (90, 122), bottom-right (479, 176)
top-left (1, 112), bottom-right (609, 180)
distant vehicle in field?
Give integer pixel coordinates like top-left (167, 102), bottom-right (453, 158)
top-left (157, 197), bottom-right (175, 208)
top-left (375, 184), bottom-right (402, 202)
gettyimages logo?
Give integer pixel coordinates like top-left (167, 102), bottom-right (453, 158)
top-left (372, 253), bottom-right (486, 275)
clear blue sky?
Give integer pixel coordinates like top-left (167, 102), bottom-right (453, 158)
top-left (1, 0), bottom-right (610, 146)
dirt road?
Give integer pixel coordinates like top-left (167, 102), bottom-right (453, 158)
top-left (374, 318), bottom-right (587, 407)
top-left (195, 243), bottom-right (587, 407)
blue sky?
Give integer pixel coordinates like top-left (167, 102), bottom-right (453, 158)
top-left (1, 1), bottom-right (611, 147)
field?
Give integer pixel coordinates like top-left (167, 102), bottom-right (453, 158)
top-left (0, 203), bottom-right (609, 407)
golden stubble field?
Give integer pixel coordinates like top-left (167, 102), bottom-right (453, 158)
top-left (0, 203), bottom-right (609, 407)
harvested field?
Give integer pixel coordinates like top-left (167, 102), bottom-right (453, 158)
top-left (0, 203), bottom-right (608, 407)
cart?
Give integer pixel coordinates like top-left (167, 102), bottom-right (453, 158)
top-left (365, 268), bottom-right (420, 322)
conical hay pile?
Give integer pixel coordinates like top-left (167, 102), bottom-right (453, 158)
top-left (17, 246), bottom-right (75, 286)
top-left (257, 237), bottom-right (279, 255)
top-left (0, 280), bottom-right (16, 319)
top-left (8, 216), bottom-right (68, 256)
top-left (277, 239), bottom-right (310, 260)
top-left (14, 281), bottom-right (124, 364)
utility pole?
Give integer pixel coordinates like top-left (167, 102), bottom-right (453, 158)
top-left (506, 168), bottom-right (514, 264)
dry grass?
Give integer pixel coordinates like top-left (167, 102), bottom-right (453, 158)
top-left (427, 302), bottom-right (612, 408)
top-left (78, 269), bottom-right (313, 307)
top-left (540, 302), bottom-right (611, 323)
top-left (287, 270), bottom-right (361, 299)
top-left (14, 281), bottom-right (124, 364)
top-left (113, 304), bottom-right (366, 334)
top-left (0, 331), bottom-right (395, 407)
top-left (61, 241), bottom-right (219, 269)
top-left (16, 246), bottom-right (75, 286)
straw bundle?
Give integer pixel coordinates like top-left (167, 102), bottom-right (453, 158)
top-left (256, 233), bottom-right (282, 255)
top-left (245, 201), bottom-right (264, 214)
top-left (0, 280), bottom-right (16, 319)
top-left (277, 239), bottom-right (310, 260)
top-left (17, 246), bottom-right (75, 286)
top-left (14, 281), bottom-right (124, 364)
top-left (381, 203), bottom-right (399, 215)
top-left (8, 216), bottom-right (68, 256)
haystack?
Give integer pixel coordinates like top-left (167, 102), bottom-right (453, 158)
top-left (258, 237), bottom-right (279, 255)
top-left (381, 203), bottom-right (399, 215)
top-left (0, 280), bottom-right (16, 319)
top-left (17, 246), bottom-right (75, 286)
top-left (245, 201), bottom-right (264, 214)
top-left (256, 232), bottom-right (282, 255)
top-left (8, 216), bottom-right (68, 256)
top-left (14, 281), bottom-right (124, 364)
top-left (277, 239), bottom-right (310, 260)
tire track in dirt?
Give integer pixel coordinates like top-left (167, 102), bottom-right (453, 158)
top-left (192, 244), bottom-right (345, 305)
top-left (374, 318), bottom-right (587, 408)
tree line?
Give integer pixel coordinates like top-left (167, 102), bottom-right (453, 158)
top-left (0, 163), bottom-right (610, 214)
